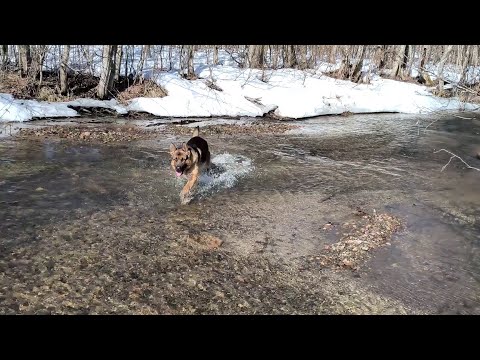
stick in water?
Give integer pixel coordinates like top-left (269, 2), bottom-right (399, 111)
top-left (433, 148), bottom-right (480, 172)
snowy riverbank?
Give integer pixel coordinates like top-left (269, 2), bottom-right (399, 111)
top-left (1, 56), bottom-right (479, 122)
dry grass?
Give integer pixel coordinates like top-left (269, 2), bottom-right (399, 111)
top-left (0, 71), bottom-right (34, 99)
top-left (0, 71), bottom-right (167, 105)
top-left (117, 79), bottom-right (167, 105)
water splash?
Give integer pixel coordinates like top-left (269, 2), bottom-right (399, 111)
top-left (196, 153), bottom-right (254, 195)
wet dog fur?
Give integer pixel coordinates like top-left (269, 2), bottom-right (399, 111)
top-left (169, 127), bottom-right (211, 204)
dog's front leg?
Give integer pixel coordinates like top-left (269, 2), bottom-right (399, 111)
top-left (180, 168), bottom-right (199, 205)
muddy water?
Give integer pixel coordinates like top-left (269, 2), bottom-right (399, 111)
top-left (0, 113), bottom-right (479, 314)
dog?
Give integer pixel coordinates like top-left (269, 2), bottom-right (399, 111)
top-left (169, 126), bottom-right (211, 204)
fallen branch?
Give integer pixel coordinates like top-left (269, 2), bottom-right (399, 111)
top-left (451, 114), bottom-right (476, 120)
top-left (433, 148), bottom-right (480, 172)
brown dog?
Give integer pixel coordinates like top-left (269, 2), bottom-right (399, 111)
top-left (169, 127), bottom-right (211, 204)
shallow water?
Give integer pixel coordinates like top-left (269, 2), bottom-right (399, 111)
top-left (1, 112), bottom-right (479, 314)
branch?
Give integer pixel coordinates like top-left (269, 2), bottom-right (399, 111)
top-left (433, 148), bottom-right (480, 172)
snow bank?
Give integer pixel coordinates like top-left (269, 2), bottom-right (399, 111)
top-left (1, 93), bottom-right (78, 122)
top-left (129, 66), bottom-right (478, 119)
top-left (1, 54), bottom-right (479, 123)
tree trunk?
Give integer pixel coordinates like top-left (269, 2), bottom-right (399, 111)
top-left (351, 45), bottom-right (366, 82)
top-left (29, 45), bottom-right (45, 81)
top-left (12, 45), bottom-right (18, 67)
top-left (392, 45), bottom-right (408, 79)
top-left (337, 46), bottom-right (351, 79)
top-left (1, 45), bottom-right (8, 69)
top-left (271, 45), bottom-right (278, 69)
top-left (213, 45), bottom-right (219, 65)
top-left (419, 46), bottom-right (428, 69)
top-left (136, 45), bottom-right (148, 81)
top-left (168, 45), bottom-right (173, 71)
top-left (299, 46), bottom-right (308, 69)
top-left (247, 45), bottom-right (264, 68)
top-left (159, 45), bottom-right (164, 71)
top-left (402, 45), bottom-right (410, 77)
top-left (186, 45), bottom-right (195, 78)
top-left (60, 45), bottom-right (70, 95)
top-left (124, 45), bottom-right (129, 78)
top-left (437, 45), bottom-right (454, 93)
top-left (458, 46), bottom-right (471, 86)
top-left (285, 45), bottom-right (297, 68)
top-left (377, 45), bottom-right (388, 70)
top-left (417, 46), bottom-right (433, 85)
top-left (115, 45), bottom-right (123, 81)
top-left (18, 45), bottom-right (31, 77)
top-left (34, 45), bottom-right (47, 90)
top-left (107, 45), bottom-right (118, 90)
top-left (330, 45), bottom-right (337, 63)
top-left (97, 45), bottom-right (117, 99)
top-left (406, 45), bottom-right (415, 77)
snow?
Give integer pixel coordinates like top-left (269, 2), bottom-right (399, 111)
top-left (1, 48), bottom-right (479, 123)
top-left (127, 71), bottom-right (276, 117)
top-left (1, 93), bottom-right (78, 122)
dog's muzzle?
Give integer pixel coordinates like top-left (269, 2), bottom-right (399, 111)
top-left (175, 166), bottom-right (184, 177)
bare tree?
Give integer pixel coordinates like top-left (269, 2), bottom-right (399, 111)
top-left (406, 45), bottom-right (416, 77)
top-left (186, 45), bottom-right (195, 78)
top-left (97, 45), bottom-right (117, 99)
top-left (32, 45), bottom-right (48, 91)
top-left (301, 46), bottom-right (310, 69)
top-left (418, 45), bottom-right (433, 85)
top-left (285, 45), bottom-right (297, 68)
top-left (1, 45), bottom-right (8, 69)
top-left (136, 45), bottom-right (149, 81)
top-left (377, 45), bottom-right (388, 70)
top-left (273, 45), bottom-right (282, 69)
top-left (392, 45), bottom-right (409, 79)
top-left (458, 45), bottom-right (472, 86)
top-left (18, 45), bottom-right (31, 77)
top-left (114, 45), bottom-right (123, 82)
top-left (437, 45), bottom-right (454, 93)
top-left (60, 45), bottom-right (70, 95)
top-left (213, 45), bottom-right (219, 65)
top-left (247, 45), bottom-right (264, 68)
top-left (330, 45), bottom-right (337, 63)
top-left (337, 46), bottom-right (352, 79)
top-left (107, 46), bottom-right (118, 91)
top-left (351, 45), bottom-right (366, 82)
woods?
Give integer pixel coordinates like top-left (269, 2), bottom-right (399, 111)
top-left (0, 45), bottom-right (479, 102)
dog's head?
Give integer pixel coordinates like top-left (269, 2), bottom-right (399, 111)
top-left (169, 143), bottom-right (195, 177)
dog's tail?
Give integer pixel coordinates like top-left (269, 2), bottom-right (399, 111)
top-left (193, 126), bottom-right (200, 137)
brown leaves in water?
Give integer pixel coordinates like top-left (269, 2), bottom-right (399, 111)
top-left (318, 213), bottom-right (402, 271)
top-left (186, 233), bottom-right (223, 250)
top-left (165, 123), bottom-right (298, 136)
top-left (17, 126), bottom-right (158, 143)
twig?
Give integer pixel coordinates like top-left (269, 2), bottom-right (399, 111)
top-left (424, 118), bottom-right (441, 132)
top-left (451, 114), bottom-right (476, 120)
top-left (433, 148), bottom-right (480, 172)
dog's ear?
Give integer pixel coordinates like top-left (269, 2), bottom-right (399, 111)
top-left (169, 143), bottom-right (177, 154)
top-left (182, 143), bottom-right (188, 151)
top-left (193, 126), bottom-right (199, 137)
